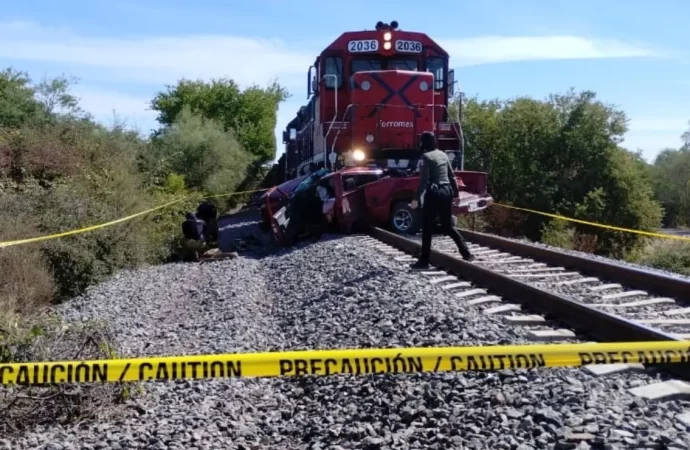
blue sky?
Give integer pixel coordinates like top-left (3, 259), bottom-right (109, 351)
top-left (1, 0), bottom-right (688, 163)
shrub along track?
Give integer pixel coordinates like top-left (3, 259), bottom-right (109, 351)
top-left (4, 213), bottom-right (690, 449)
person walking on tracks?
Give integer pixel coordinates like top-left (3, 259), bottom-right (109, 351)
top-left (410, 132), bottom-right (475, 269)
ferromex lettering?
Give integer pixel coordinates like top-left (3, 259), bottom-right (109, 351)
top-left (138, 360), bottom-right (242, 381)
top-left (379, 120), bottom-right (414, 128)
top-left (279, 354), bottom-right (424, 376)
top-left (578, 347), bottom-right (690, 366)
top-left (0, 362), bottom-right (108, 385)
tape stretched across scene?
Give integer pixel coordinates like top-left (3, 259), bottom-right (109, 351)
top-left (493, 203), bottom-right (690, 242)
top-left (0, 188), bottom-right (268, 249)
top-left (1, 341), bottom-right (689, 386)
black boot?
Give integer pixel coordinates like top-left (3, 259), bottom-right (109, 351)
top-left (410, 260), bottom-right (430, 269)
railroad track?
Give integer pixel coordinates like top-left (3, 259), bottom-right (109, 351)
top-left (9, 218), bottom-right (690, 449)
top-left (360, 227), bottom-right (690, 433)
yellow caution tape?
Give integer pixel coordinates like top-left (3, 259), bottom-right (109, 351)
top-left (0, 188), bottom-right (269, 249)
top-left (493, 202), bottom-right (690, 242)
top-left (1, 341), bottom-right (689, 385)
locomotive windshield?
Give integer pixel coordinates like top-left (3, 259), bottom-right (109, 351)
top-left (351, 58), bottom-right (382, 73)
top-left (350, 57), bottom-right (418, 73)
top-left (388, 59), bottom-right (418, 71)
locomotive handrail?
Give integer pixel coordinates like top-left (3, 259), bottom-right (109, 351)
top-left (330, 104), bottom-right (355, 168)
top-left (322, 74), bottom-right (339, 170)
top-left (438, 104), bottom-right (464, 169)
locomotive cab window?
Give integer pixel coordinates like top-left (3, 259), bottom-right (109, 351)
top-left (351, 58), bottom-right (383, 74)
top-left (323, 56), bottom-right (343, 89)
top-left (425, 57), bottom-right (445, 90)
top-left (388, 59), bottom-right (418, 71)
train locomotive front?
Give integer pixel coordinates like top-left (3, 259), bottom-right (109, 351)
top-left (281, 21), bottom-right (466, 181)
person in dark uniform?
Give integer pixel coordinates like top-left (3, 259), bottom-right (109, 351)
top-left (196, 201), bottom-right (218, 243)
top-left (181, 212), bottom-right (206, 261)
top-left (410, 132), bottom-right (474, 268)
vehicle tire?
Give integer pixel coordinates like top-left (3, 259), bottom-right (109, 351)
top-left (389, 201), bottom-right (421, 235)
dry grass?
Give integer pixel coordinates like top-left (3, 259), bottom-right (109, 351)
top-left (574, 234), bottom-right (599, 254)
top-left (0, 126), bottom-right (87, 181)
top-left (633, 237), bottom-right (690, 275)
top-left (0, 318), bottom-right (130, 435)
top-left (0, 212), bottom-right (55, 324)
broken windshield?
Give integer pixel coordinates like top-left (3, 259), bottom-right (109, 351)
top-left (293, 169), bottom-right (330, 194)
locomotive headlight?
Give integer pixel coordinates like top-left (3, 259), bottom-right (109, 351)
top-left (383, 41), bottom-right (392, 50)
top-left (419, 81), bottom-right (429, 91)
top-left (383, 32), bottom-right (392, 41)
top-left (353, 149), bottom-right (366, 161)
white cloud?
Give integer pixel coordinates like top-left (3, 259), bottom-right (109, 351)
top-left (629, 116), bottom-right (689, 133)
top-left (621, 116), bottom-right (688, 161)
top-left (70, 86), bottom-right (159, 132)
top-left (441, 36), bottom-right (657, 67)
top-left (0, 21), bottom-right (315, 88)
top-left (622, 133), bottom-right (685, 162)
top-left (0, 21), bottom-right (664, 162)
top-left (0, 22), bottom-right (659, 88)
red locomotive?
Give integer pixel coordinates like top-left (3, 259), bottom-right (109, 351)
top-left (249, 21), bottom-right (493, 245)
top-left (282, 20), bottom-right (466, 178)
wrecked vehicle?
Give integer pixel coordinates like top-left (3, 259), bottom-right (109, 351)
top-left (254, 174), bottom-right (308, 232)
top-left (270, 168), bottom-right (334, 246)
top-left (267, 166), bottom-right (493, 246)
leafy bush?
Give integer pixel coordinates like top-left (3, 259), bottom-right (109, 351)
top-left (455, 89), bottom-right (663, 257)
top-left (634, 239), bottom-right (690, 275)
top-left (142, 107), bottom-right (253, 197)
top-left (0, 70), bottom-right (220, 318)
top-left (540, 219), bottom-right (575, 250)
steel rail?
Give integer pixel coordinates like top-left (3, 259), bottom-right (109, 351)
top-left (369, 227), bottom-right (690, 379)
top-left (458, 228), bottom-right (690, 301)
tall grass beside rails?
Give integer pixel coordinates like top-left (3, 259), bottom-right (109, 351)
top-left (457, 208), bottom-right (690, 275)
top-left (0, 317), bottom-right (131, 435)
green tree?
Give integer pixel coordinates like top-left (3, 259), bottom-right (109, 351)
top-left (33, 74), bottom-right (83, 118)
top-left (650, 147), bottom-right (690, 228)
top-left (453, 88), bottom-right (662, 257)
top-left (150, 78), bottom-right (289, 164)
top-left (142, 106), bottom-right (253, 196)
top-left (0, 68), bottom-right (45, 128)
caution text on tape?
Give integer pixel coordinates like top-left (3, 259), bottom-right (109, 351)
top-left (1, 341), bottom-right (689, 385)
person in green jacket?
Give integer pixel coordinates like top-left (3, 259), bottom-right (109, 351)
top-left (410, 131), bottom-right (475, 268)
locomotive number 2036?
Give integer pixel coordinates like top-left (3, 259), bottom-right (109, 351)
top-left (395, 40), bottom-right (423, 53)
top-left (348, 40), bottom-right (379, 53)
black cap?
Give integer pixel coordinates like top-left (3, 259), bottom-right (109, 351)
top-left (420, 131), bottom-right (436, 151)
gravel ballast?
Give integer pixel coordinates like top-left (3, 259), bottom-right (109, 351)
top-left (5, 232), bottom-right (690, 449)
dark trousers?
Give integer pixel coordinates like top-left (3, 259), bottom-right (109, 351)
top-left (420, 184), bottom-right (472, 262)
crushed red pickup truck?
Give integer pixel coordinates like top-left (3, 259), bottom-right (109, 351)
top-left (259, 166), bottom-right (493, 246)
